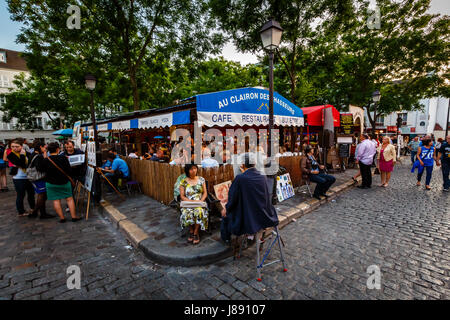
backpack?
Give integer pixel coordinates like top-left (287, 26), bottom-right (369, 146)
top-left (26, 154), bottom-right (46, 182)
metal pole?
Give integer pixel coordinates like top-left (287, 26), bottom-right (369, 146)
top-left (445, 99), bottom-right (450, 138)
top-left (90, 90), bottom-right (99, 150)
top-left (373, 102), bottom-right (377, 133)
top-left (89, 90), bottom-right (102, 202)
top-left (268, 50), bottom-right (274, 157)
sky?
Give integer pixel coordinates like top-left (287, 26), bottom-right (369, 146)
top-left (1, 0), bottom-right (449, 65)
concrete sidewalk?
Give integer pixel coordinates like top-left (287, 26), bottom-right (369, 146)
top-left (100, 167), bottom-right (361, 266)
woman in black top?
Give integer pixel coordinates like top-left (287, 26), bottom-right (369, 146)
top-left (28, 141), bottom-right (55, 219)
top-left (37, 142), bottom-right (81, 223)
top-left (7, 139), bottom-right (35, 216)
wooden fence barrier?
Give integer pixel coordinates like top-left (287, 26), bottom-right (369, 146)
top-left (279, 155), bottom-right (303, 187)
top-left (123, 156), bottom-right (304, 205)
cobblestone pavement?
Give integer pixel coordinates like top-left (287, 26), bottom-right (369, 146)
top-left (0, 161), bottom-right (448, 300)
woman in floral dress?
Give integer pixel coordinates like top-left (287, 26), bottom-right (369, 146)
top-left (179, 164), bottom-right (207, 244)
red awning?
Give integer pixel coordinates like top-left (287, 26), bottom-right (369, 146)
top-left (301, 105), bottom-right (340, 127)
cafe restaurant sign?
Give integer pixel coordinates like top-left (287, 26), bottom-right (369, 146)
top-left (340, 113), bottom-right (354, 134)
top-left (195, 87), bottom-right (304, 128)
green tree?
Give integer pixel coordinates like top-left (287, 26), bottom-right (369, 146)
top-left (209, 0), bottom-right (355, 104)
top-left (7, 0), bottom-right (224, 111)
top-left (307, 0), bottom-right (449, 127)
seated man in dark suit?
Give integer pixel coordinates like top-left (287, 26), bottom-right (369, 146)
top-left (220, 153), bottom-right (279, 243)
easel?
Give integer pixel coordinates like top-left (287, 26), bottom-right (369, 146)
top-left (236, 226), bottom-right (288, 281)
top-left (74, 181), bottom-right (92, 220)
top-left (96, 167), bottom-right (126, 201)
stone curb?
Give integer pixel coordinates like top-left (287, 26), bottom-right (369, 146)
top-left (99, 173), bottom-right (362, 266)
top-left (99, 200), bottom-right (232, 266)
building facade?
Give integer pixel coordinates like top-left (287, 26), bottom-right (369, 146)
top-left (364, 97), bottom-right (449, 139)
top-left (0, 49), bottom-right (58, 144)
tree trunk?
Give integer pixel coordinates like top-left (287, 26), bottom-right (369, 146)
top-left (365, 104), bottom-right (376, 132)
top-left (130, 70), bottom-right (140, 111)
top-left (290, 75), bottom-right (296, 105)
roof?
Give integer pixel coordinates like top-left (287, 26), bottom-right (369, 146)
top-left (80, 100), bottom-right (196, 127)
top-left (301, 105), bottom-right (340, 127)
top-left (0, 49), bottom-right (29, 72)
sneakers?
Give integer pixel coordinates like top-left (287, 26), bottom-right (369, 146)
top-left (443, 188), bottom-right (449, 192)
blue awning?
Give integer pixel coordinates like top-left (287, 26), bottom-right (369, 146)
top-left (195, 87), bottom-right (304, 127)
top-left (93, 110), bottom-right (191, 131)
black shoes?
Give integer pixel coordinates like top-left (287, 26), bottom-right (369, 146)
top-left (357, 186), bottom-right (369, 189)
top-left (40, 213), bottom-right (56, 219)
top-left (313, 194), bottom-right (322, 200)
top-left (59, 217), bottom-right (82, 223)
top-left (27, 212), bottom-right (38, 218)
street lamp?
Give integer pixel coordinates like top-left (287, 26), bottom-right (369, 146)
top-left (260, 19), bottom-right (283, 158)
top-left (396, 111), bottom-right (403, 158)
top-left (84, 74), bottom-right (102, 202)
top-left (85, 74), bottom-right (98, 147)
top-left (372, 90), bottom-right (381, 132)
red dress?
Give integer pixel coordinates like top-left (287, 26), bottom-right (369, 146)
top-left (379, 149), bottom-right (394, 172)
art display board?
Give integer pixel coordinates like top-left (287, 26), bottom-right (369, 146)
top-left (84, 166), bottom-right (95, 192)
top-left (87, 141), bottom-right (96, 166)
top-left (276, 173), bottom-right (295, 202)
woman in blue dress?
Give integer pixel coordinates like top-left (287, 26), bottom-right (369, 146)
top-left (416, 138), bottom-right (437, 190)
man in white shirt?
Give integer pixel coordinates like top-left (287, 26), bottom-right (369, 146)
top-left (128, 149), bottom-right (139, 159)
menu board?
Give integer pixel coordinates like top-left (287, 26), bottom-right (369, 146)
top-left (338, 144), bottom-right (350, 158)
top-left (340, 113), bottom-right (354, 134)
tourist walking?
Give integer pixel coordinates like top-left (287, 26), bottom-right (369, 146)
top-left (0, 142), bottom-right (7, 192)
top-left (6, 139), bottom-right (35, 216)
top-left (416, 138), bottom-right (437, 190)
top-left (179, 164), bottom-right (208, 245)
top-left (356, 134), bottom-right (377, 189)
top-left (27, 141), bottom-right (55, 219)
top-left (408, 136), bottom-right (420, 163)
top-left (37, 142), bottom-right (81, 222)
top-left (436, 135), bottom-right (450, 192)
top-left (377, 136), bottom-right (396, 187)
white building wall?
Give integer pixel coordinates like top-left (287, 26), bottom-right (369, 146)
top-left (364, 97), bottom-right (448, 136)
top-left (0, 68), bottom-right (58, 143)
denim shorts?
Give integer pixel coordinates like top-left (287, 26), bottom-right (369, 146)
top-left (0, 162), bottom-right (7, 170)
top-left (31, 180), bottom-right (46, 194)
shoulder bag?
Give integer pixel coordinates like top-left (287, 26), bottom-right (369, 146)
top-left (47, 156), bottom-right (76, 187)
top-left (27, 154), bottom-right (46, 182)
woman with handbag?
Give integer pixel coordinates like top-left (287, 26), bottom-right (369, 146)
top-left (37, 142), bottom-right (81, 223)
top-left (376, 136), bottom-right (397, 187)
top-left (6, 139), bottom-right (36, 216)
top-left (27, 141), bottom-right (55, 219)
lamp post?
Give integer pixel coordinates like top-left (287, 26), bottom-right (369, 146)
top-left (260, 19), bottom-right (283, 157)
top-left (85, 74), bottom-right (98, 148)
top-left (396, 111), bottom-right (403, 158)
top-left (372, 90), bottom-right (381, 134)
top-left (85, 74), bottom-right (102, 202)
top-left (446, 99), bottom-right (450, 138)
